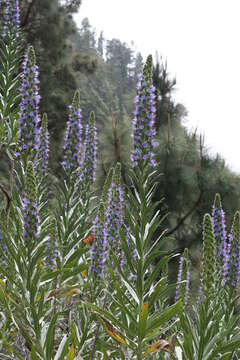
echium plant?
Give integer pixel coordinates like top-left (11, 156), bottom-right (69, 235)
top-left (224, 211), bottom-right (240, 287)
top-left (91, 202), bottom-right (107, 278)
top-left (105, 162), bottom-right (124, 255)
top-left (81, 111), bottom-right (97, 186)
top-left (63, 90), bottom-right (82, 172)
top-left (23, 161), bottom-right (39, 251)
top-left (0, 0), bottom-right (21, 145)
top-left (131, 54), bottom-right (157, 168)
top-left (88, 56), bottom-right (181, 360)
top-left (201, 213), bottom-right (216, 300)
top-left (4, 0), bottom-right (20, 38)
top-left (179, 203), bottom-right (240, 360)
top-left (18, 46), bottom-right (40, 162)
top-left (212, 193), bottom-right (227, 271)
top-left (175, 248), bottom-right (190, 306)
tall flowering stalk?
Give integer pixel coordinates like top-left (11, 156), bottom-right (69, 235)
top-left (4, 0), bottom-right (20, 38)
top-left (201, 214), bottom-right (216, 300)
top-left (211, 193), bottom-right (227, 269)
top-left (81, 111), bottom-right (97, 186)
top-left (224, 211), bottom-right (240, 287)
top-left (22, 162), bottom-right (39, 254)
top-left (131, 55), bottom-right (157, 168)
top-left (175, 248), bottom-right (191, 306)
top-left (91, 202), bottom-right (107, 278)
top-left (37, 113), bottom-right (49, 176)
top-left (63, 90), bottom-right (82, 172)
top-left (19, 46), bottom-right (40, 161)
top-left (105, 163), bottom-right (124, 255)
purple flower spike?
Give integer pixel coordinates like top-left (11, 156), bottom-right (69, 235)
top-left (63, 90), bottom-right (82, 172)
top-left (19, 46), bottom-right (40, 160)
top-left (4, 0), bottom-right (20, 38)
top-left (23, 197), bottom-right (39, 243)
top-left (175, 249), bottom-right (191, 306)
top-left (22, 162), bottom-right (39, 245)
top-left (211, 194), bottom-right (227, 269)
top-left (91, 203), bottom-right (107, 278)
top-left (224, 211), bottom-right (240, 287)
top-left (37, 113), bottom-right (49, 176)
top-left (80, 111), bottom-right (97, 185)
top-left (105, 163), bottom-right (124, 255)
top-left (131, 55), bottom-right (157, 168)
top-left (175, 256), bottom-right (183, 303)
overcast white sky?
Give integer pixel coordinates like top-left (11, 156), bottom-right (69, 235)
top-left (74, 0), bottom-right (240, 173)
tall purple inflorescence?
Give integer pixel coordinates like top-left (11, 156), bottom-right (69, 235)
top-left (37, 113), bottom-right (49, 176)
top-left (131, 55), bottom-right (157, 168)
top-left (91, 203), bottom-right (107, 278)
top-left (224, 211), bottom-right (240, 287)
top-left (211, 194), bottom-right (227, 269)
top-left (81, 111), bottom-right (97, 186)
top-left (63, 90), bottom-right (82, 172)
top-left (19, 46), bottom-right (40, 160)
top-left (23, 162), bottom-right (39, 248)
top-left (105, 163), bottom-right (124, 255)
top-left (4, 0), bottom-right (20, 37)
top-left (175, 249), bottom-right (191, 306)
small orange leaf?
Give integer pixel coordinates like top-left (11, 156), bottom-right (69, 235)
top-left (82, 233), bottom-right (94, 246)
top-left (101, 317), bottom-right (127, 346)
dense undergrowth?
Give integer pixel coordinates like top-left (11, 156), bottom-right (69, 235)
top-left (1, 2), bottom-right (240, 359)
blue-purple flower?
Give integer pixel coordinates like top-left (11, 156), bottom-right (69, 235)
top-left (37, 113), bottom-right (49, 176)
top-left (4, 0), bottom-right (20, 38)
top-left (63, 90), bottom-right (82, 172)
top-left (23, 197), bottom-right (39, 242)
top-left (223, 211), bottom-right (240, 287)
top-left (211, 193), bottom-right (227, 268)
top-left (91, 203), bottom-right (107, 278)
top-left (175, 249), bottom-right (190, 306)
top-left (131, 55), bottom-right (157, 168)
top-left (22, 162), bottom-right (39, 246)
top-left (105, 163), bottom-right (124, 254)
top-left (80, 111), bottom-right (97, 185)
top-left (19, 46), bottom-right (40, 160)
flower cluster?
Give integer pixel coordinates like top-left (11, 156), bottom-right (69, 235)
top-left (23, 197), bottom-right (39, 242)
top-left (175, 249), bottom-right (190, 306)
top-left (63, 90), bottom-right (82, 171)
top-left (211, 193), bottom-right (227, 266)
top-left (19, 46), bottom-right (40, 160)
top-left (4, 0), bottom-right (20, 37)
top-left (91, 203), bottom-right (107, 278)
top-left (105, 163), bottom-right (124, 254)
top-left (37, 113), bottom-right (49, 176)
top-left (131, 55), bottom-right (157, 168)
top-left (81, 111), bottom-right (97, 185)
top-left (224, 212), bottom-right (240, 287)
top-left (23, 162), bottom-right (39, 246)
